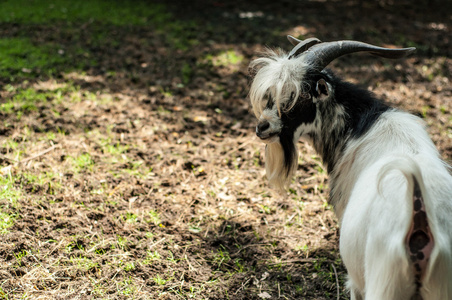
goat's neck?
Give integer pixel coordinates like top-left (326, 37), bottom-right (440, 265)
top-left (307, 91), bottom-right (390, 219)
top-left (309, 101), bottom-right (349, 175)
top-left (304, 75), bottom-right (394, 218)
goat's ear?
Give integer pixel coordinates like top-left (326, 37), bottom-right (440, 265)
top-left (314, 78), bottom-right (331, 102)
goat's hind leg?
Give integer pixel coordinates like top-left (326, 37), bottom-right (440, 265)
top-left (363, 252), bottom-right (416, 300)
top-left (363, 229), bottom-right (415, 299)
top-left (347, 279), bottom-right (363, 300)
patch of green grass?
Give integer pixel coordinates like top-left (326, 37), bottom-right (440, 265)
top-left (123, 262), bottom-right (136, 272)
top-left (234, 258), bottom-right (247, 273)
top-left (203, 50), bottom-right (244, 68)
top-left (70, 255), bottom-right (99, 272)
top-left (115, 235), bottom-right (129, 251)
top-left (421, 105), bottom-right (430, 118)
top-left (14, 250), bottom-right (28, 266)
top-left (68, 153), bottom-right (95, 172)
top-left (83, 90), bottom-right (114, 105)
top-left (0, 212), bottom-right (16, 235)
top-left (147, 209), bottom-right (161, 225)
top-left (1, 83), bottom-right (82, 119)
top-left (181, 63), bottom-right (193, 85)
top-left (212, 246), bottom-right (231, 269)
top-left (142, 250), bottom-right (161, 265)
top-left (121, 161), bottom-right (152, 178)
top-left (21, 171), bottom-right (62, 195)
top-left (0, 287), bottom-right (9, 299)
top-left (0, 87), bottom-right (48, 118)
top-left (91, 280), bottom-right (107, 297)
top-left (0, 0), bottom-right (167, 25)
top-left (153, 274), bottom-right (169, 286)
top-left (0, 172), bottom-right (21, 210)
top-left (65, 238), bottom-right (86, 253)
top-left (1, 138), bottom-right (19, 156)
top-left (118, 277), bottom-right (138, 296)
top-left (0, 1), bottom-right (200, 80)
top-left (0, 38), bottom-right (68, 78)
top-left (0, 1), bottom-right (198, 51)
top-left (94, 135), bottom-right (153, 179)
top-left (123, 212), bottom-right (138, 224)
top-left (259, 204), bottom-right (274, 215)
top-left (101, 138), bottom-right (129, 156)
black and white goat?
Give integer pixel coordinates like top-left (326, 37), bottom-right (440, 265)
top-left (249, 36), bottom-right (452, 299)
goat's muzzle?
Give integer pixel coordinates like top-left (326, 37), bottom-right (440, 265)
top-left (256, 120), bottom-right (279, 143)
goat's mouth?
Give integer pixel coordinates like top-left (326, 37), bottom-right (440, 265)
top-left (256, 130), bottom-right (280, 144)
top-left (255, 119), bottom-right (282, 144)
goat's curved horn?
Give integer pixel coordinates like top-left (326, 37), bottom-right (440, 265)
top-left (302, 40), bottom-right (416, 70)
top-left (287, 36), bottom-right (322, 59)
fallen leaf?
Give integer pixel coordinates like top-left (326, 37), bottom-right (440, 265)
top-left (258, 292), bottom-right (271, 299)
top-left (193, 116), bottom-right (209, 122)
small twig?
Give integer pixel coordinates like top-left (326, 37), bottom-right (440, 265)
top-left (331, 263), bottom-right (340, 300)
top-left (149, 237), bottom-right (166, 250)
top-left (204, 224), bottom-right (210, 238)
top-left (19, 144), bottom-right (60, 164)
top-left (87, 239), bottom-right (112, 253)
top-left (266, 258), bottom-right (331, 266)
top-left (318, 214), bottom-right (327, 229)
top-left (136, 283), bottom-right (145, 294)
top-left (111, 269), bottom-right (120, 281)
top-left (301, 176), bottom-right (318, 183)
top-left (223, 138), bottom-right (256, 157)
top-left (232, 243), bottom-right (271, 255)
top-left (286, 213), bottom-right (297, 224)
top-left (107, 253), bottom-right (132, 257)
top-left (43, 238), bottom-right (66, 259)
top-left (227, 213), bottom-right (244, 220)
top-left (185, 254), bottom-right (195, 271)
top-left (234, 278), bottom-right (251, 295)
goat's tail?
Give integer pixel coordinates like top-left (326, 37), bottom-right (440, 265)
top-left (378, 157), bottom-right (452, 299)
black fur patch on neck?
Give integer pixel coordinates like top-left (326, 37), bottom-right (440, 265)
top-left (311, 70), bottom-right (390, 174)
top-left (336, 80), bottom-right (390, 140)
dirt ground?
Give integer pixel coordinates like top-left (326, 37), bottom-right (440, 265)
top-left (0, 0), bottom-right (451, 299)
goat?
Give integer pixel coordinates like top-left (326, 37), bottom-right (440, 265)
top-left (249, 36), bottom-right (452, 299)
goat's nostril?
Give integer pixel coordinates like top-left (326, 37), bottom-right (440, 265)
top-left (257, 121), bottom-right (270, 133)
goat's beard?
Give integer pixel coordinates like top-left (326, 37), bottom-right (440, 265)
top-left (265, 137), bottom-right (298, 191)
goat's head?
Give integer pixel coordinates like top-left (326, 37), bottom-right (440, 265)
top-left (249, 36), bottom-right (415, 190)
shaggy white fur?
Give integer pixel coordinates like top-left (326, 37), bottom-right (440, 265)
top-left (249, 49), bottom-right (312, 118)
top-left (334, 111), bottom-right (452, 299)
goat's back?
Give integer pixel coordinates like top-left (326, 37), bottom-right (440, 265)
top-left (335, 110), bottom-right (452, 299)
